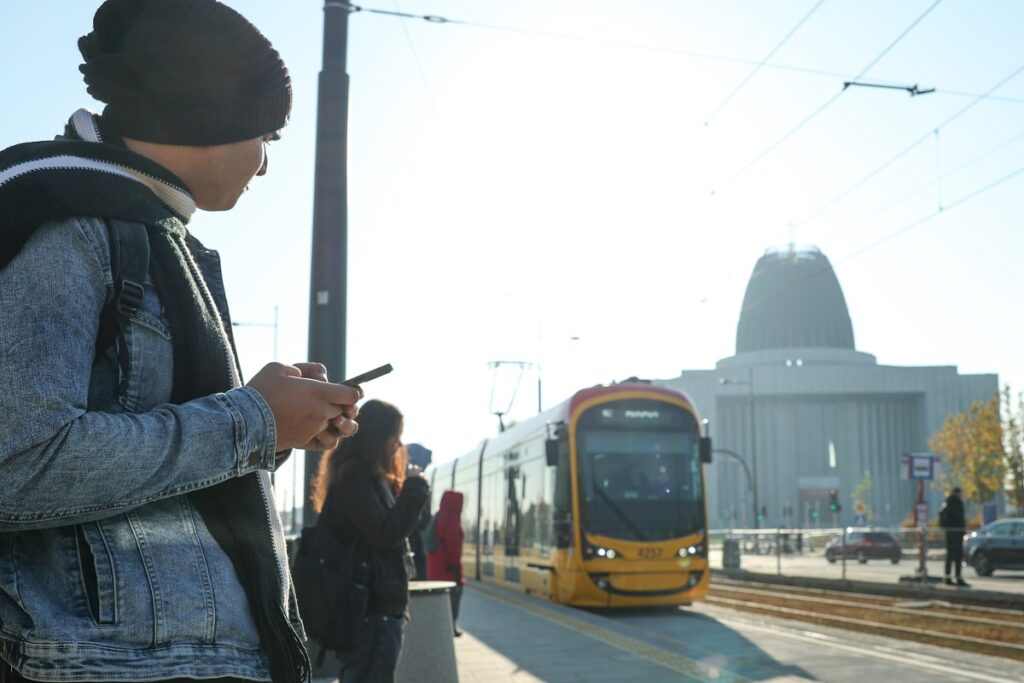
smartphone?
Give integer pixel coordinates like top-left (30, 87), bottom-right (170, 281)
top-left (341, 363), bottom-right (393, 387)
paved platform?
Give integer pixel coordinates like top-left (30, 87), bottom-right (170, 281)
top-left (313, 580), bottom-right (1024, 682)
top-left (455, 584), bottom-right (701, 682)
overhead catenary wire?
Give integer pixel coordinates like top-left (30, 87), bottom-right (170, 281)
top-left (391, 0), bottom-right (445, 129)
top-left (737, 162), bottom-right (1024, 318)
top-left (817, 126), bottom-right (1024, 238)
top-left (710, 0), bottom-right (945, 194)
top-left (338, 2), bottom-right (1024, 106)
top-left (839, 163), bottom-right (1024, 263)
top-left (704, 0), bottom-right (828, 127)
top-left (794, 59), bottom-right (1024, 234)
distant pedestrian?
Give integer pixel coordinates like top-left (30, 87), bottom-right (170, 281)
top-left (427, 490), bottom-right (466, 636)
top-left (310, 400), bottom-right (430, 683)
top-left (939, 486), bottom-right (969, 587)
top-left (406, 443), bottom-right (434, 579)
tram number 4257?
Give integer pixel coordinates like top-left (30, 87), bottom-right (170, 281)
top-left (637, 547), bottom-right (663, 559)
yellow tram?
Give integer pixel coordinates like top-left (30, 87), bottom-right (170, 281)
top-left (427, 380), bottom-right (712, 607)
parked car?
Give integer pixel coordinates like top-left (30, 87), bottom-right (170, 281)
top-left (824, 529), bottom-right (902, 564)
top-left (964, 518), bottom-right (1024, 577)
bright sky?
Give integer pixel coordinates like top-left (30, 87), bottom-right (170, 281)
top-left (3, 1), bottom-right (1023, 513)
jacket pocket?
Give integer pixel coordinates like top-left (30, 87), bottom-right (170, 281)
top-left (119, 283), bottom-right (174, 413)
top-left (75, 522), bottom-right (118, 625)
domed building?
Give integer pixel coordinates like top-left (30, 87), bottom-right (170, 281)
top-left (659, 245), bottom-right (997, 529)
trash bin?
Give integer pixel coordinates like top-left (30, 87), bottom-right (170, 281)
top-left (722, 538), bottom-right (741, 569)
top-left (395, 580), bottom-right (459, 683)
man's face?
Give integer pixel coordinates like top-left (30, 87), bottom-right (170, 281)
top-left (197, 136), bottom-right (267, 211)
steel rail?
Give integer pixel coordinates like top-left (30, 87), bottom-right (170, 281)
top-left (712, 576), bottom-right (1024, 617)
top-left (706, 595), bottom-right (1024, 656)
top-left (711, 583), bottom-right (1024, 630)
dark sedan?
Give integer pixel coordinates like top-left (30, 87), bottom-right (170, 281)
top-left (824, 530), bottom-right (902, 564)
top-left (964, 518), bottom-right (1024, 576)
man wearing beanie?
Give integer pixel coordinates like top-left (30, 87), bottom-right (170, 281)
top-left (0, 2), bottom-right (358, 681)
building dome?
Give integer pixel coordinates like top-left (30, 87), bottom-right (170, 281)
top-left (736, 246), bottom-right (855, 353)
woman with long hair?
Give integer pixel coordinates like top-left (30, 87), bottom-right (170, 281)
top-left (310, 399), bottom-right (430, 683)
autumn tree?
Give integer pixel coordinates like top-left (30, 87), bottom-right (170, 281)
top-left (850, 471), bottom-right (872, 520)
top-left (1003, 387), bottom-right (1024, 512)
top-left (928, 394), bottom-right (1006, 506)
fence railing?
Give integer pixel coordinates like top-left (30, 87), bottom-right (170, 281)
top-left (708, 526), bottom-right (981, 583)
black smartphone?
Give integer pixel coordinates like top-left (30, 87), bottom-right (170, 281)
top-left (341, 363), bottom-right (393, 387)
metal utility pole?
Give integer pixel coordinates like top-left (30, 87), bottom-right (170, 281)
top-left (720, 369), bottom-right (760, 529)
top-left (304, 0), bottom-right (351, 527)
top-left (747, 366), bottom-right (760, 529)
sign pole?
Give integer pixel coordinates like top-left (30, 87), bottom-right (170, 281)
top-left (917, 479), bottom-right (926, 577)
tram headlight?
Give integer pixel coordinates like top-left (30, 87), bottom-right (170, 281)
top-left (678, 543), bottom-right (706, 558)
top-left (584, 543), bottom-right (619, 560)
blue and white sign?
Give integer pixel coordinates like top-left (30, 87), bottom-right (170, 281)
top-left (901, 453), bottom-right (937, 481)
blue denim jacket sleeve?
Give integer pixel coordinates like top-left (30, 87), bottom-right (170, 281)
top-left (0, 217), bottom-right (279, 531)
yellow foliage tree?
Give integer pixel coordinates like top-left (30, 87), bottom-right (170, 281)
top-left (1003, 387), bottom-right (1024, 512)
top-left (928, 395), bottom-right (1006, 506)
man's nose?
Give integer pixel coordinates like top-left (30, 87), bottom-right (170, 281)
top-left (257, 143), bottom-right (268, 176)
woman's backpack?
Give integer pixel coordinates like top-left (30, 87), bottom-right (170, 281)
top-left (424, 514), bottom-right (440, 553)
top-left (291, 495), bottom-right (372, 655)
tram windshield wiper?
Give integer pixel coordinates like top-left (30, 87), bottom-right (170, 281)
top-left (592, 481), bottom-right (649, 542)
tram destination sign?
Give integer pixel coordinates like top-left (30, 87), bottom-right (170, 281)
top-left (584, 400), bottom-right (688, 431)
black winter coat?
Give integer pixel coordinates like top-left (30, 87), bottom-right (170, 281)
top-left (940, 495), bottom-right (966, 530)
top-left (325, 463), bottom-right (430, 618)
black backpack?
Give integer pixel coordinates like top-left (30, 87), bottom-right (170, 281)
top-left (291, 494), bottom-right (372, 656)
top-left (96, 219), bottom-right (150, 387)
top-left (424, 513), bottom-right (440, 553)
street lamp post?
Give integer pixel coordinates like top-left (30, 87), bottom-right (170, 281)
top-left (720, 368), bottom-right (760, 529)
top-left (535, 327), bottom-right (581, 413)
top-left (713, 448), bottom-right (753, 528)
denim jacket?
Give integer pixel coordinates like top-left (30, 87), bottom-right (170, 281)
top-left (0, 215), bottom-right (289, 680)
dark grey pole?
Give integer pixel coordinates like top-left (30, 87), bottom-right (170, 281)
top-left (304, 0), bottom-right (350, 527)
top-left (749, 365), bottom-right (760, 529)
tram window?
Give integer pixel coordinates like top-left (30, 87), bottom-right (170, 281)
top-left (519, 456), bottom-right (545, 552)
top-left (578, 429), bottom-right (704, 541)
top-left (454, 464), bottom-right (478, 545)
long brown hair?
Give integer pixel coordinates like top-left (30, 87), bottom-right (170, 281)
top-left (310, 399), bottom-right (404, 512)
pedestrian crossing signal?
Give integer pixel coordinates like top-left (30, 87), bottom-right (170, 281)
top-left (828, 488), bottom-right (841, 512)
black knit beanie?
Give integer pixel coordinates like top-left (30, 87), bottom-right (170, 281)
top-left (79, 0), bottom-right (291, 146)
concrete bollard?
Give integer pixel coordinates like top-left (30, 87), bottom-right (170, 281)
top-left (395, 580), bottom-right (459, 683)
top-left (722, 537), bottom-right (741, 569)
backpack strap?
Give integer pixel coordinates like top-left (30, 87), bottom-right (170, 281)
top-left (95, 219), bottom-right (149, 389)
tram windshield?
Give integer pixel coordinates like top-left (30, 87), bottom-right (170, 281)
top-left (577, 400), bottom-right (703, 542)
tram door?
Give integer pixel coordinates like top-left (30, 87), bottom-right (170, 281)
top-left (503, 451), bottom-right (522, 583)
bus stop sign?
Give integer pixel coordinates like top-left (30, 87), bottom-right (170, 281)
top-left (901, 453), bottom-right (937, 481)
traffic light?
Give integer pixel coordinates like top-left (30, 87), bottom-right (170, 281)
top-left (828, 488), bottom-right (841, 513)
top-left (810, 510), bottom-right (819, 519)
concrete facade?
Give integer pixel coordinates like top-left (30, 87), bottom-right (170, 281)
top-left (657, 247), bottom-right (998, 529)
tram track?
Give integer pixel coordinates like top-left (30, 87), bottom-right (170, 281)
top-left (708, 576), bottom-right (1024, 662)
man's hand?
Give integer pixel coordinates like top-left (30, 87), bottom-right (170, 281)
top-left (246, 362), bottom-right (362, 452)
top-left (293, 363), bottom-right (360, 450)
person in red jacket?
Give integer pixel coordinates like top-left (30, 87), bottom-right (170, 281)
top-left (427, 490), bottom-right (465, 636)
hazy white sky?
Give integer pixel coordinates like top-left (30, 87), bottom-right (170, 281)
top-left (3, 1), bottom-right (1022, 512)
